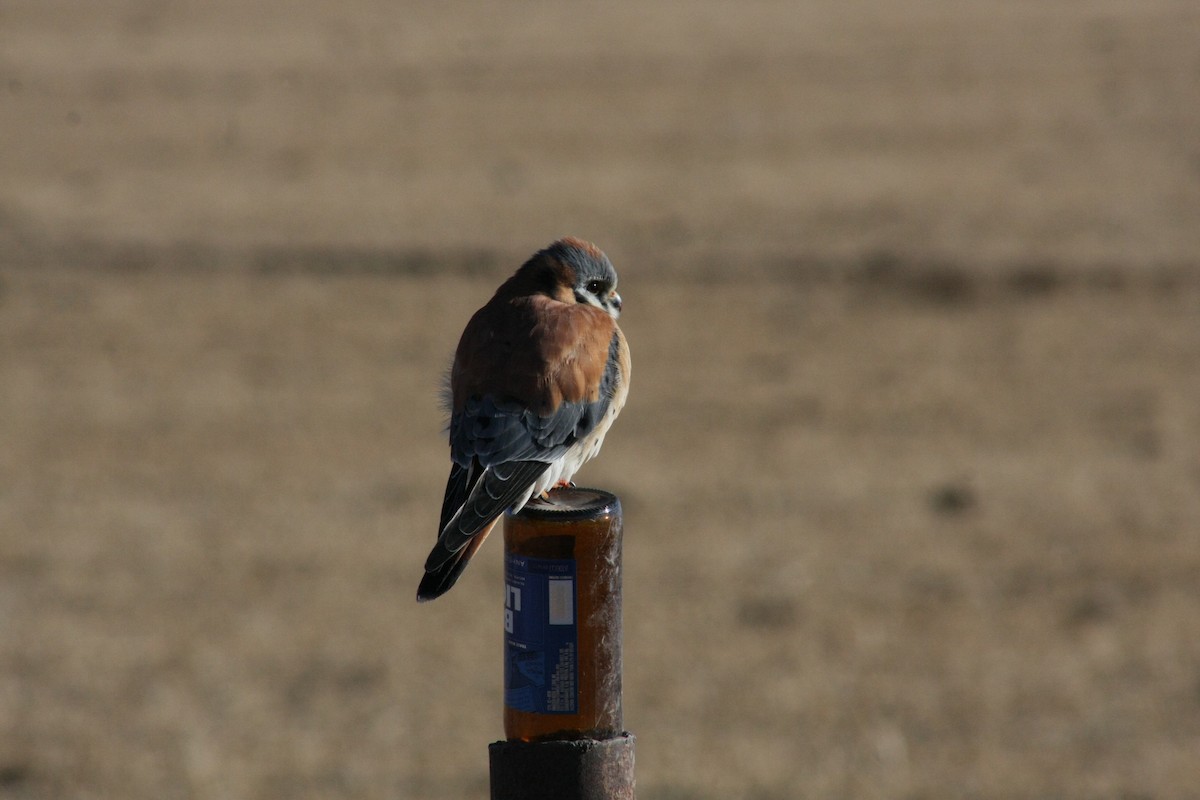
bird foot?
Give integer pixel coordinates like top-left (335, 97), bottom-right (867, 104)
top-left (536, 481), bottom-right (576, 502)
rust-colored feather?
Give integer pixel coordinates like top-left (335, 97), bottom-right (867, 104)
top-left (451, 289), bottom-right (616, 416)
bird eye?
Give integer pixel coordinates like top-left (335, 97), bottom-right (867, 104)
top-left (586, 280), bottom-right (604, 294)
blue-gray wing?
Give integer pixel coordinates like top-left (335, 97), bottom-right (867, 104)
top-left (449, 331), bottom-right (623, 470)
top-left (427, 400), bottom-right (605, 568)
top-left (427, 338), bottom-right (622, 567)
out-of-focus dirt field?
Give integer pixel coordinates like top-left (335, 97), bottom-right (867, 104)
top-left (2, 2), bottom-right (1199, 798)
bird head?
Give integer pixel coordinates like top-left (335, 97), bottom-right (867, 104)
top-left (512, 237), bottom-right (622, 319)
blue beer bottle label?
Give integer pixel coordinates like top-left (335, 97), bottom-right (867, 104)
top-left (504, 553), bottom-right (578, 714)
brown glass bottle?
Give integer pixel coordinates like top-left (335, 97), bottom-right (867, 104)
top-left (502, 487), bottom-right (623, 742)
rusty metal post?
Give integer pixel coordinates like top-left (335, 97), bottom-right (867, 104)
top-left (489, 487), bottom-right (635, 800)
top-left (489, 735), bottom-right (635, 800)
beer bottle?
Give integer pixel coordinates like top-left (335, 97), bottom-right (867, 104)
top-left (502, 487), bottom-right (623, 742)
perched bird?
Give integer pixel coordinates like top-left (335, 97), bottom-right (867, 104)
top-left (417, 237), bottom-right (631, 602)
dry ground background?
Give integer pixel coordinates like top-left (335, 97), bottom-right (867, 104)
top-left (2, 1), bottom-right (1200, 798)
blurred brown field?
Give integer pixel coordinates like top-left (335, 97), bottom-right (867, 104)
top-left (2, 2), bottom-right (1199, 798)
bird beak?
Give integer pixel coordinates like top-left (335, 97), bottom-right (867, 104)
top-left (610, 291), bottom-right (622, 316)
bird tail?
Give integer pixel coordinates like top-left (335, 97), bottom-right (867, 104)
top-left (416, 518), bottom-right (498, 602)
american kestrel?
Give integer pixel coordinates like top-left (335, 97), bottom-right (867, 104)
top-left (416, 237), bottom-right (631, 602)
